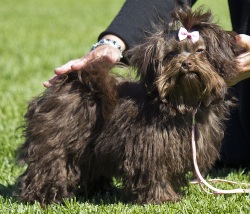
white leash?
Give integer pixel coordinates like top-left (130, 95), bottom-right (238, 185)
top-left (191, 109), bottom-right (250, 194)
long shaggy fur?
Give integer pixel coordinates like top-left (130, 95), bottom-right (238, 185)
top-left (16, 6), bottom-right (245, 205)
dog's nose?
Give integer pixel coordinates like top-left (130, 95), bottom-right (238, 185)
top-left (181, 60), bottom-right (194, 70)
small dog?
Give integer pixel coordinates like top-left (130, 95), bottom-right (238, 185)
top-left (16, 6), bottom-right (244, 205)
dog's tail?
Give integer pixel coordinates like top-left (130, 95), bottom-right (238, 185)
top-left (77, 67), bottom-right (118, 120)
top-left (45, 65), bottom-right (118, 120)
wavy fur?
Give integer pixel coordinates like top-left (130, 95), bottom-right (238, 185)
top-left (15, 6), bottom-right (245, 206)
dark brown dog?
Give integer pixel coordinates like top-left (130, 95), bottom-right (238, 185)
top-left (16, 6), bottom-right (244, 205)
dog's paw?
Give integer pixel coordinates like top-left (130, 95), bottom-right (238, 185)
top-left (17, 185), bottom-right (75, 206)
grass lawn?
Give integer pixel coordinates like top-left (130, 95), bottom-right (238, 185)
top-left (0, 0), bottom-right (249, 213)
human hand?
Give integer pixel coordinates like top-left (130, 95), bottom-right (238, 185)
top-left (227, 34), bottom-right (250, 86)
top-left (43, 35), bottom-right (125, 87)
top-left (236, 34), bottom-right (250, 74)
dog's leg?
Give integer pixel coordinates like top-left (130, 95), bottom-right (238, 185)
top-left (115, 125), bottom-right (185, 204)
top-left (16, 70), bottom-right (117, 205)
top-left (86, 94), bottom-right (184, 204)
top-left (16, 79), bottom-right (95, 205)
top-left (17, 155), bottom-right (79, 205)
top-left (123, 165), bottom-right (182, 204)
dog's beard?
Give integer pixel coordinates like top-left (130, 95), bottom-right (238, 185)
top-left (156, 56), bottom-right (227, 113)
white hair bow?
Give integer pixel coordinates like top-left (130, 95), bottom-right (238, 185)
top-left (178, 27), bottom-right (199, 43)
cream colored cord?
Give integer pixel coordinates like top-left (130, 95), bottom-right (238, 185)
top-left (191, 109), bottom-right (250, 194)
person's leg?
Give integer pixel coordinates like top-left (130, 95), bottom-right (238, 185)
top-left (220, 86), bottom-right (250, 168)
top-left (228, 0), bottom-right (250, 35)
top-left (219, 0), bottom-right (250, 168)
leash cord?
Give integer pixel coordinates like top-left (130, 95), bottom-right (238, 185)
top-left (191, 109), bottom-right (250, 194)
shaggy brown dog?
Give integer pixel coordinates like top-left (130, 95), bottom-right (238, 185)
top-left (16, 6), bottom-right (245, 205)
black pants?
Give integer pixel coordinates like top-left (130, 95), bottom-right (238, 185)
top-left (228, 0), bottom-right (250, 35)
top-left (192, 0), bottom-right (250, 167)
top-left (221, 0), bottom-right (250, 168)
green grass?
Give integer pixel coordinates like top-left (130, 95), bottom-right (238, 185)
top-left (0, 0), bottom-right (249, 213)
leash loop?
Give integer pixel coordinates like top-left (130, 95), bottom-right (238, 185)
top-left (191, 109), bottom-right (250, 194)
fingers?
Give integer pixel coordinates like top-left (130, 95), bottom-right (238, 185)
top-left (70, 58), bottom-right (88, 71)
top-left (236, 34), bottom-right (250, 51)
top-left (55, 45), bottom-right (120, 74)
top-left (228, 34), bottom-right (250, 86)
top-left (54, 59), bottom-right (81, 75)
top-left (236, 34), bottom-right (250, 72)
top-left (43, 75), bottom-right (60, 88)
top-left (236, 52), bottom-right (250, 72)
top-left (76, 46), bottom-right (121, 80)
top-left (45, 45), bottom-right (121, 88)
top-left (87, 45), bottom-right (121, 65)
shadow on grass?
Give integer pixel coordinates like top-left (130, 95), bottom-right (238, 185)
top-left (75, 186), bottom-right (127, 205)
top-left (209, 166), bottom-right (250, 178)
top-left (0, 181), bottom-right (127, 207)
top-left (0, 183), bottom-right (15, 198)
top-left (1, 168), bottom-right (248, 207)
top-left (0, 183), bottom-right (21, 204)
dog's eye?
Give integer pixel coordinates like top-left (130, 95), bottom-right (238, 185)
top-left (163, 51), bottom-right (178, 61)
top-left (196, 48), bottom-right (205, 53)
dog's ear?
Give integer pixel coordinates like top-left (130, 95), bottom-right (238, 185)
top-left (125, 32), bottom-right (166, 85)
top-left (202, 30), bottom-right (245, 80)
